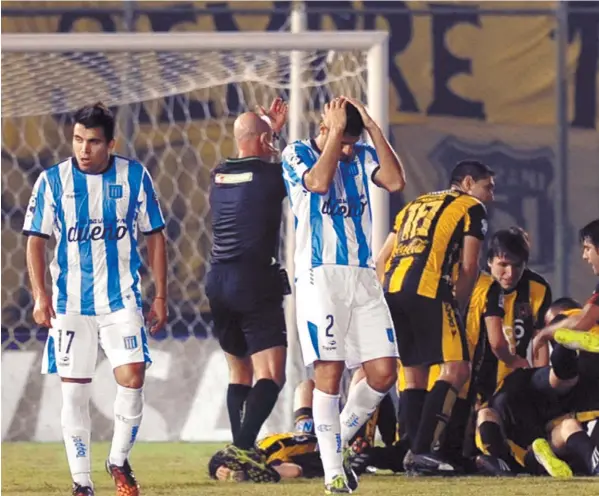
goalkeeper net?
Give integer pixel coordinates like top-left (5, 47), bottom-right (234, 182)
top-left (1, 31), bottom-right (383, 441)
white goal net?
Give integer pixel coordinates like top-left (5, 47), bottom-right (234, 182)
top-left (1, 31), bottom-right (387, 442)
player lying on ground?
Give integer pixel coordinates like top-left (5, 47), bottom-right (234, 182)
top-left (23, 103), bottom-right (167, 496)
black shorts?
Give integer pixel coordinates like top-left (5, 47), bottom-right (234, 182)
top-left (557, 376), bottom-right (599, 418)
top-left (487, 369), bottom-right (548, 447)
top-left (385, 290), bottom-right (468, 367)
top-left (206, 264), bottom-right (287, 357)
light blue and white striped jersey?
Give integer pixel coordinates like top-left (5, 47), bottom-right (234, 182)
top-left (22, 155), bottom-right (165, 316)
top-left (282, 138), bottom-right (381, 276)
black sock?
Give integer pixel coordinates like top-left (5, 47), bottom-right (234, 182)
top-left (523, 448), bottom-right (545, 475)
top-left (293, 407), bottom-right (313, 433)
top-left (443, 397), bottom-right (471, 462)
top-left (377, 393), bottom-right (397, 447)
top-left (402, 389), bottom-right (427, 446)
top-left (235, 379), bottom-right (280, 450)
top-left (478, 421), bottom-right (521, 471)
top-left (551, 344), bottom-right (579, 381)
top-left (227, 383), bottom-right (251, 442)
top-left (565, 431), bottom-right (597, 475)
top-left (413, 381), bottom-right (457, 454)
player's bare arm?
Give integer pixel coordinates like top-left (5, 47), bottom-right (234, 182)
top-left (26, 235), bottom-right (56, 328)
top-left (485, 315), bottom-right (529, 369)
top-left (145, 230), bottom-right (168, 334)
top-left (375, 232), bottom-right (396, 283)
top-left (455, 235), bottom-right (482, 312)
top-left (303, 98), bottom-right (347, 194)
top-left (533, 302), bottom-right (599, 357)
top-left (344, 96), bottom-right (406, 193)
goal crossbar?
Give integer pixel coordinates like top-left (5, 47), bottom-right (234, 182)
top-left (1, 31), bottom-right (389, 53)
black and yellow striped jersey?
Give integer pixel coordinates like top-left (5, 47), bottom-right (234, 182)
top-left (475, 268), bottom-right (552, 396)
top-left (257, 432), bottom-right (318, 465)
top-left (383, 190), bottom-right (487, 299)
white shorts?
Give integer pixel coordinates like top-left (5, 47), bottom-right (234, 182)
top-left (41, 307), bottom-right (152, 379)
top-left (295, 265), bottom-right (398, 369)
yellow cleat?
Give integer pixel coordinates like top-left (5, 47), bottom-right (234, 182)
top-left (554, 329), bottom-right (599, 353)
top-left (532, 439), bottom-right (573, 478)
top-left (324, 474), bottom-right (352, 494)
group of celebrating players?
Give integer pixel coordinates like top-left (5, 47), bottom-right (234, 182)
top-left (22, 96), bottom-right (599, 496)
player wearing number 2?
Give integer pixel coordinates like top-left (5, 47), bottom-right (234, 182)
top-left (282, 96), bottom-right (406, 494)
top-left (378, 160), bottom-right (494, 475)
top-left (23, 103), bottom-right (167, 496)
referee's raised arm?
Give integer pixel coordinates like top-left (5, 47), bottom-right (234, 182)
top-left (204, 98), bottom-right (291, 478)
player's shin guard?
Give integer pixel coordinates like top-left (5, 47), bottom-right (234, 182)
top-left (61, 381), bottom-right (93, 488)
top-left (109, 385), bottom-right (143, 467)
top-left (313, 389), bottom-right (344, 484)
top-left (413, 380), bottom-right (457, 454)
top-left (340, 379), bottom-right (386, 446)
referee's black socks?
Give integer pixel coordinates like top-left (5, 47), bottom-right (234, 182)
top-left (234, 379), bottom-right (281, 450)
top-left (227, 383), bottom-right (251, 441)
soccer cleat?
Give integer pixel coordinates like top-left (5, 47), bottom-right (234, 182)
top-left (222, 445), bottom-right (279, 483)
top-left (324, 474), bottom-right (352, 494)
top-left (554, 329), bottom-right (599, 353)
top-left (407, 452), bottom-right (458, 476)
top-left (105, 459), bottom-right (140, 496)
top-left (475, 454), bottom-right (516, 476)
top-left (72, 483), bottom-right (94, 496)
top-left (342, 448), bottom-right (359, 491)
top-left (532, 439), bottom-right (573, 478)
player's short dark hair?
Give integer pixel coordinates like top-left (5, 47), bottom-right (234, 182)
top-left (344, 102), bottom-right (365, 137)
top-left (73, 102), bottom-right (115, 143)
top-left (550, 296), bottom-right (582, 313)
top-left (208, 452), bottom-right (226, 480)
top-left (487, 227), bottom-right (530, 265)
top-left (450, 160), bottom-right (495, 187)
top-left (579, 219), bottom-right (599, 248)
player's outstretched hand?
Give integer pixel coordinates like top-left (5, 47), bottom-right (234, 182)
top-left (147, 297), bottom-right (168, 335)
top-left (343, 96), bottom-right (376, 131)
top-left (322, 97), bottom-right (347, 133)
top-left (33, 293), bottom-right (56, 328)
top-left (257, 97), bottom-right (288, 134)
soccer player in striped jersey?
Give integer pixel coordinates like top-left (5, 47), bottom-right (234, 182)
top-left (23, 103), bottom-right (167, 496)
top-left (282, 96), bottom-right (406, 494)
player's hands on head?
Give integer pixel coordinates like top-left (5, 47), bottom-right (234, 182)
top-left (343, 96), bottom-right (376, 130)
top-left (33, 293), bottom-right (56, 328)
top-left (147, 297), bottom-right (168, 335)
top-left (257, 97), bottom-right (288, 134)
top-left (322, 97), bottom-right (347, 133)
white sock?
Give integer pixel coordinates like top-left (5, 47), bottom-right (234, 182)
top-left (340, 379), bottom-right (386, 445)
top-left (109, 385), bottom-right (143, 466)
top-left (61, 382), bottom-right (92, 488)
top-left (313, 388), bottom-right (344, 484)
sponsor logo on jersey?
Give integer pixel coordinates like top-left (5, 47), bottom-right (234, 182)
top-left (67, 223), bottom-right (128, 242)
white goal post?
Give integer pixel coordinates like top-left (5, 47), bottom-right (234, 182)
top-left (1, 29), bottom-right (389, 441)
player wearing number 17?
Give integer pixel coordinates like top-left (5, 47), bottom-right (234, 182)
top-left (282, 97), bottom-right (406, 494)
top-left (22, 103), bottom-right (168, 496)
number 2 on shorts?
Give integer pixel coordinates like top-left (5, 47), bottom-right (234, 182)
top-left (57, 329), bottom-right (75, 354)
top-left (325, 315), bottom-right (334, 337)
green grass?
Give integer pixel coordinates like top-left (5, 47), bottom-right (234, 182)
top-left (2, 442), bottom-right (598, 495)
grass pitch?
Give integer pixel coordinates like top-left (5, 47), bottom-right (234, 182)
top-left (2, 442), bottom-right (598, 495)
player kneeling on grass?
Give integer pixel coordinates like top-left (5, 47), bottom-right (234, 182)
top-left (23, 103), bottom-right (168, 496)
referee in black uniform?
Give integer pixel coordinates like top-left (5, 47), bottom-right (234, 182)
top-left (206, 98), bottom-right (289, 468)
